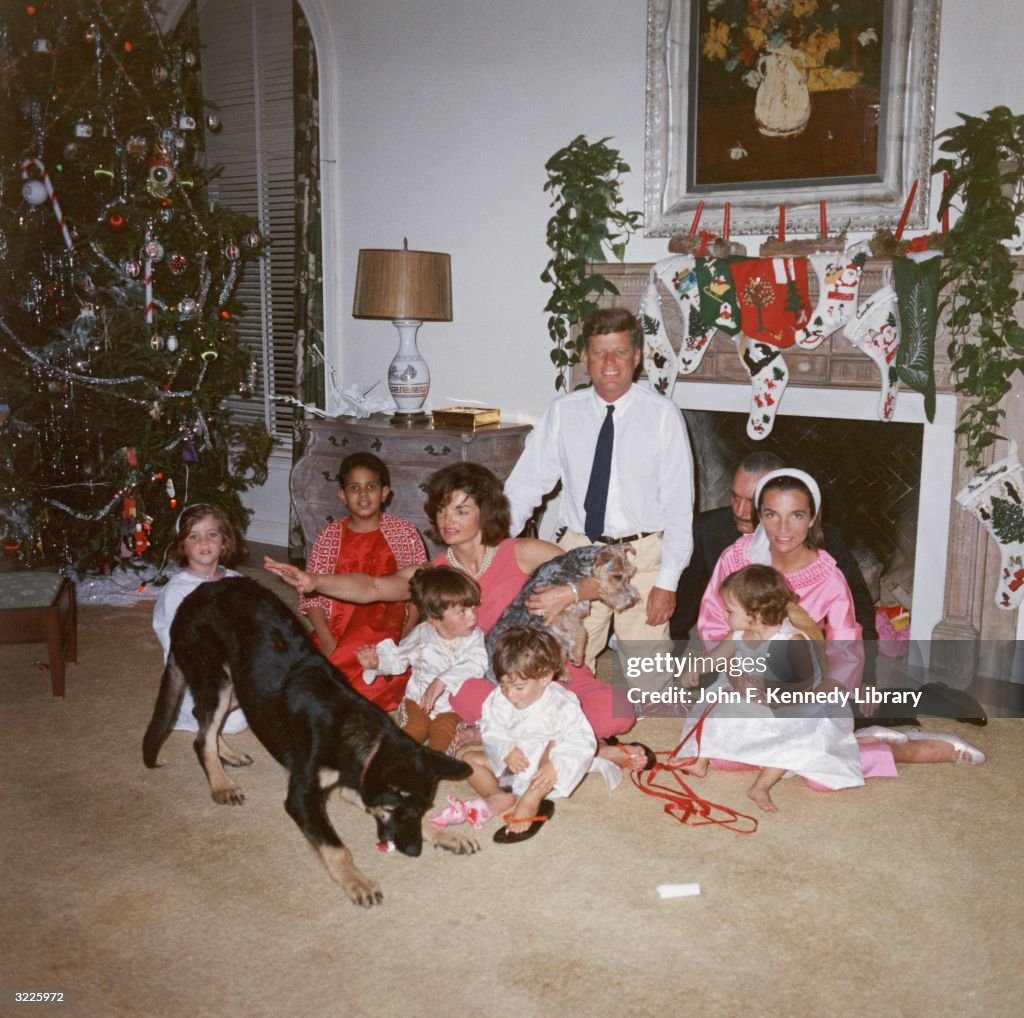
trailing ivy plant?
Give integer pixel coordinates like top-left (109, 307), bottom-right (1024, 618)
top-left (541, 136), bottom-right (642, 390)
top-left (932, 106), bottom-right (1024, 468)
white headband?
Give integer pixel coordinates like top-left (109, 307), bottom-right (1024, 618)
top-left (754, 469), bottom-right (821, 516)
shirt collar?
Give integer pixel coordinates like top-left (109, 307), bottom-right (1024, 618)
top-left (589, 384), bottom-right (636, 416)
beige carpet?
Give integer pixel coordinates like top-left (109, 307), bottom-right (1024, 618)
top-left (2, 569), bottom-right (1022, 1018)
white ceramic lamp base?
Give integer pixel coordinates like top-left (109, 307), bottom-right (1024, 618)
top-left (387, 318), bottom-right (430, 415)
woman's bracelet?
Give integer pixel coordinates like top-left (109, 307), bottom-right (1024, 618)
top-left (567, 581), bottom-right (579, 604)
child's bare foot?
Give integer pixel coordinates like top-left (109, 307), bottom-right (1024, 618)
top-left (668, 755), bottom-right (708, 777)
top-left (483, 791), bottom-right (516, 818)
top-left (747, 783), bottom-right (778, 812)
top-left (504, 787), bottom-right (545, 834)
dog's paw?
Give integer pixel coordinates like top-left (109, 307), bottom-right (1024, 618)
top-left (429, 827), bottom-right (481, 855)
top-left (344, 872), bottom-right (384, 908)
top-left (211, 785), bottom-right (245, 805)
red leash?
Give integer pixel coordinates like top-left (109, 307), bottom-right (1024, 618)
top-left (629, 706), bottom-right (759, 835)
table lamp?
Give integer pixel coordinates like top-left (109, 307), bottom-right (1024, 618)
top-left (352, 240), bottom-right (452, 419)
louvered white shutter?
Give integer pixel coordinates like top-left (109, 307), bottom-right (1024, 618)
top-left (198, 0), bottom-right (296, 436)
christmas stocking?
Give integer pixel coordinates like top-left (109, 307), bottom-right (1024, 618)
top-left (653, 255), bottom-right (717, 373)
top-left (730, 257), bottom-right (812, 349)
top-left (892, 251), bottom-right (941, 423)
top-left (695, 256), bottom-right (743, 337)
top-left (794, 250), bottom-right (866, 350)
top-left (955, 443), bottom-right (1024, 610)
top-left (738, 335), bottom-right (790, 440)
top-left (639, 276), bottom-right (679, 397)
top-left (843, 285), bottom-right (902, 421)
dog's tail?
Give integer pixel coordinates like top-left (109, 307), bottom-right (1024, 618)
top-left (142, 657), bottom-right (186, 768)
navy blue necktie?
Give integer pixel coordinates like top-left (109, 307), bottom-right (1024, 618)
top-left (584, 404), bottom-right (615, 542)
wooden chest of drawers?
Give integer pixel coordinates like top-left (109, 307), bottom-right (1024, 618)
top-left (289, 415), bottom-right (532, 557)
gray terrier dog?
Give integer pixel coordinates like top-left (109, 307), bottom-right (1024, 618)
top-left (486, 544), bottom-right (639, 670)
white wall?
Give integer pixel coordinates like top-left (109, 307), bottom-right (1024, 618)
top-left (249, 0), bottom-right (1024, 544)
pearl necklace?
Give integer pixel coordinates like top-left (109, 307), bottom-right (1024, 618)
top-left (446, 544), bottom-right (496, 579)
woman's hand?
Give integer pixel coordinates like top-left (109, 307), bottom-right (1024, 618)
top-left (264, 557), bottom-right (317, 595)
top-left (524, 584), bottom-right (574, 622)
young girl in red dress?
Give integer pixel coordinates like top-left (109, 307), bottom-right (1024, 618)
top-left (300, 452), bottom-right (426, 710)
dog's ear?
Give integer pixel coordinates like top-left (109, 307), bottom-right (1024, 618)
top-left (420, 746), bottom-right (472, 782)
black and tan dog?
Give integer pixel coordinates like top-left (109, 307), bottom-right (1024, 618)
top-left (142, 576), bottom-right (477, 907)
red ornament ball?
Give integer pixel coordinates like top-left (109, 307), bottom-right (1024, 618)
top-left (124, 40), bottom-right (133, 53)
top-left (26, 5), bottom-right (37, 15)
top-left (107, 212), bottom-right (127, 232)
top-left (219, 309), bottom-right (231, 320)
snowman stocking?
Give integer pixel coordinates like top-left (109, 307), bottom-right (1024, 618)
top-left (639, 275), bottom-right (679, 397)
top-left (695, 256), bottom-right (743, 337)
top-left (739, 335), bottom-right (790, 439)
top-left (795, 250), bottom-right (866, 350)
top-left (955, 443), bottom-right (1024, 610)
top-left (892, 251), bottom-right (941, 423)
top-left (843, 285), bottom-right (902, 421)
top-left (653, 255), bottom-right (717, 373)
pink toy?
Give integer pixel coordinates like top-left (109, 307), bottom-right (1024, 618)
top-left (427, 794), bottom-right (492, 830)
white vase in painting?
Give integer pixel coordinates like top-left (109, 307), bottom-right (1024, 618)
top-left (754, 44), bottom-right (810, 138)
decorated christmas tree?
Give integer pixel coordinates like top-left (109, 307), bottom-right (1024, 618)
top-left (0, 0), bottom-right (272, 573)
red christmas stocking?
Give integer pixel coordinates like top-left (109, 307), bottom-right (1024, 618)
top-left (956, 443), bottom-right (1024, 611)
top-left (731, 257), bottom-right (811, 348)
top-left (843, 285), bottom-right (902, 421)
top-left (795, 250), bottom-right (866, 350)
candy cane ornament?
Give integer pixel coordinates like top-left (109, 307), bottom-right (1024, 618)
top-left (20, 157), bottom-right (74, 251)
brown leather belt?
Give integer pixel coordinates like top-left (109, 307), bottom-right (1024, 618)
top-left (595, 531), bottom-right (659, 545)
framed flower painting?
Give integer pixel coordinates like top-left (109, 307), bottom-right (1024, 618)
top-left (644, 0), bottom-right (942, 235)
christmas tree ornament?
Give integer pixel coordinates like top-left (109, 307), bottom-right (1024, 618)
top-left (183, 48), bottom-right (196, 67)
top-left (152, 63), bottom-right (168, 83)
top-left (218, 309), bottom-right (231, 321)
top-left (146, 158), bottom-right (174, 198)
top-left (158, 207), bottom-right (173, 223)
top-left (133, 523), bottom-right (149, 555)
top-left (182, 441), bottom-right (199, 463)
top-left (243, 231), bottom-right (261, 249)
top-left (125, 135), bottom-right (147, 157)
top-left (107, 212), bottom-right (126, 232)
top-left (206, 113), bottom-right (222, 132)
top-left (177, 297), bottom-right (198, 320)
top-left (956, 443), bottom-right (1024, 610)
top-left (179, 115), bottom-right (196, 131)
top-left (20, 157), bottom-right (73, 250)
top-left (21, 178), bottom-right (47, 205)
top-left (123, 40), bottom-right (134, 53)
top-left (165, 335), bottom-right (179, 352)
top-left (177, 173), bottom-right (194, 189)
top-left (85, 23), bottom-right (97, 43)
top-left (122, 258), bottom-right (141, 278)
top-left (168, 253), bottom-right (186, 274)
top-left (149, 333), bottom-right (164, 351)
top-left (200, 340), bottom-right (219, 361)
top-left (141, 237), bottom-right (164, 261)
top-left (223, 241), bottom-right (240, 261)
top-left (74, 121), bottom-right (93, 138)
top-left (93, 164), bottom-right (114, 182)
top-left (32, 37), bottom-right (51, 53)
top-left (843, 285), bottom-right (902, 421)
top-left (166, 478), bottom-right (176, 507)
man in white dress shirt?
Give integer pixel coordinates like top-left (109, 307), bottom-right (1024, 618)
top-left (505, 307), bottom-right (695, 672)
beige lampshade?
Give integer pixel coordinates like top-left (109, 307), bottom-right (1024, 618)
top-left (352, 244), bottom-right (453, 322)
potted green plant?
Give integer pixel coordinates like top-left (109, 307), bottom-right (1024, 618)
top-left (932, 106), bottom-right (1024, 467)
top-left (541, 136), bottom-right (642, 390)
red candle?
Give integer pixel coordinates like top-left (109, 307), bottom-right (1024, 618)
top-left (819, 199), bottom-right (827, 238)
top-left (941, 171), bottom-right (950, 234)
top-left (723, 202), bottom-right (731, 240)
top-left (689, 201), bottom-right (704, 237)
top-left (895, 179), bottom-right (919, 240)
top-left (778, 205), bottom-right (785, 242)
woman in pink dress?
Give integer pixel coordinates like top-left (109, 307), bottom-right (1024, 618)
top-left (696, 468), bottom-right (985, 772)
top-left (266, 463), bottom-right (651, 767)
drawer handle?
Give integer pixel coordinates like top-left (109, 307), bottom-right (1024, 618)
top-left (371, 438), bottom-right (382, 451)
top-left (327, 435), bottom-right (349, 447)
top-left (796, 359), bottom-right (813, 374)
top-left (424, 444), bottom-right (452, 457)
